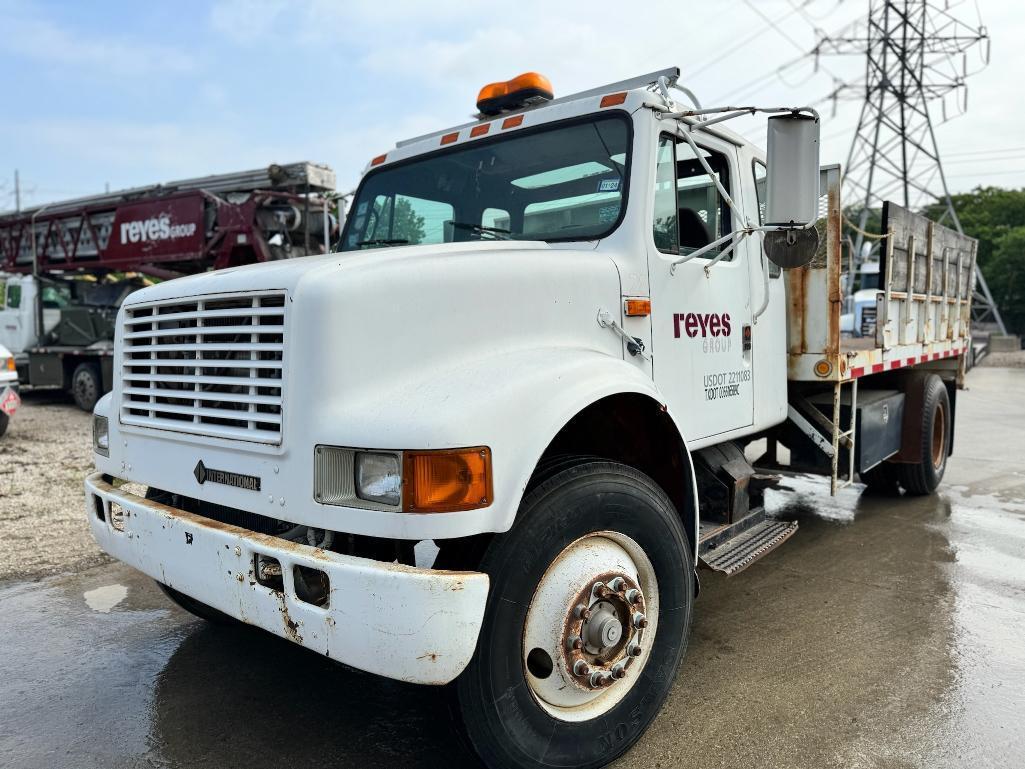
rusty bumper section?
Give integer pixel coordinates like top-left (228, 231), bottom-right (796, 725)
top-left (84, 473), bottom-right (489, 685)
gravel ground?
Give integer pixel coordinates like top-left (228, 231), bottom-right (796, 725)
top-left (978, 349), bottom-right (1025, 368)
top-left (0, 391), bottom-right (109, 583)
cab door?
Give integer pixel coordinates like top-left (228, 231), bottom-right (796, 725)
top-left (647, 130), bottom-right (754, 441)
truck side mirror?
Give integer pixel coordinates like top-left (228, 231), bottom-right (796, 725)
top-left (763, 114), bottom-right (821, 268)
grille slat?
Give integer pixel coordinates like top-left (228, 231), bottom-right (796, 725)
top-left (120, 291), bottom-right (286, 444)
top-left (123, 324), bottom-right (284, 340)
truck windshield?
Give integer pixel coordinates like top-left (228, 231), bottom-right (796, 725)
top-left (341, 114), bottom-right (630, 251)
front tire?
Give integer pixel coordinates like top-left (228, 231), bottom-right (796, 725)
top-left (454, 460), bottom-right (694, 769)
top-left (155, 581), bottom-right (237, 625)
top-left (0, 412), bottom-right (8, 438)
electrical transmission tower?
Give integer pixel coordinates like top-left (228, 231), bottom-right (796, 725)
top-left (815, 0), bottom-right (1005, 332)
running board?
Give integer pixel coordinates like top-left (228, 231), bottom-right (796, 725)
top-left (698, 519), bottom-right (798, 576)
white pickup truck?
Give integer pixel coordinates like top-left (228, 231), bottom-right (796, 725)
top-left (85, 68), bottom-right (974, 769)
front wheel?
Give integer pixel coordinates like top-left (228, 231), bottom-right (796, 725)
top-left (454, 460), bottom-right (694, 769)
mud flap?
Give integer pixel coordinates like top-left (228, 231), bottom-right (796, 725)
top-left (699, 519), bottom-right (798, 576)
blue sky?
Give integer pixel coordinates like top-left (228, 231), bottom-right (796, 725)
top-left (3, 0), bottom-right (1024, 211)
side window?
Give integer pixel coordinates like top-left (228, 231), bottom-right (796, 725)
top-left (652, 135), bottom-right (679, 254)
top-left (7, 283), bottom-right (20, 309)
top-left (676, 140), bottom-right (732, 260)
top-left (752, 160), bottom-right (781, 277)
top-left (652, 134), bottom-right (734, 260)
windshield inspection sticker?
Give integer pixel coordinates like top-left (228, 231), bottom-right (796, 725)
top-left (597, 178), bottom-right (620, 192)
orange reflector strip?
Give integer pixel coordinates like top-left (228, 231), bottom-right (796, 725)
top-left (600, 92), bottom-right (628, 107)
top-left (624, 298), bottom-right (651, 317)
top-left (502, 115), bottom-right (524, 129)
top-left (470, 123), bottom-right (490, 138)
top-left (440, 132), bottom-right (459, 145)
top-left (403, 447), bottom-right (493, 513)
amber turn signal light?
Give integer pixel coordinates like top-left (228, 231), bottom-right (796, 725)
top-left (4, 357), bottom-right (14, 371)
top-left (404, 447), bottom-right (493, 513)
top-left (624, 298), bottom-right (651, 317)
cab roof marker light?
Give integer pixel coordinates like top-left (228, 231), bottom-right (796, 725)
top-left (600, 92), bottom-right (628, 108)
top-left (502, 115), bottom-right (524, 129)
top-left (440, 132), bottom-right (459, 146)
top-left (370, 153), bottom-right (387, 166)
top-left (470, 123), bottom-right (490, 138)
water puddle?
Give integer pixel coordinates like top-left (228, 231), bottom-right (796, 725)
top-left (84, 583), bottom-right (128, 613)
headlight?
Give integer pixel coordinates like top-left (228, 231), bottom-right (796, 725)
top-left (355, 452), bottom-right (402, 506)
top-left (92, 415), bottom-right (109, 456)
top-left (314, 445), bottom-right (493, 513)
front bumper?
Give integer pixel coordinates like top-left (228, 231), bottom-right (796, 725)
top-left (84, 473), bottom-right (489, 684)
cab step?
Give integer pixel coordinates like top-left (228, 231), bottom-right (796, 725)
top-left (698, 518), bottom-right (798, 576)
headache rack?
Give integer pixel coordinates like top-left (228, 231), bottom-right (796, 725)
top-left (119, 291), bottom-right (287, 444)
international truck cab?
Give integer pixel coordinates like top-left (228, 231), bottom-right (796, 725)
top-left (85, 68), bottom-right (974, 769)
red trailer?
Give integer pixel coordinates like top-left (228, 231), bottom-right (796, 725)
top-left (0, 162), bottom-right (336, 409)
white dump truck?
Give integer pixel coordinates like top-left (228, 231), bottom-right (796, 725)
top-left (84, 68), bottom-right (974, 769)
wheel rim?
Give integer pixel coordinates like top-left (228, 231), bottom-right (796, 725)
top-left (931, 402), bottom-right (946, 469)
top-left (521, 530), bottom-right (659, 722)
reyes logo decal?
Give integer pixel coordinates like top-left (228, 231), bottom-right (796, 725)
top-left (194, 460), bottom-right (261, 492)
top-left (120, 214), bottom-right (197, 245)
top-left (673, 312), bottom-right (732, 339)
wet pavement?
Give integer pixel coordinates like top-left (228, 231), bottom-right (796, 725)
top-left (2, 366), bottom-right (1023, 769)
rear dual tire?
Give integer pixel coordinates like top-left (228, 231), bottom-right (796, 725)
top-left (454, 460), bottom-right (693, 769)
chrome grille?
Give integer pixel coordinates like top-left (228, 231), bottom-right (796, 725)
top-left (120, 291), bottom-right (286, 443)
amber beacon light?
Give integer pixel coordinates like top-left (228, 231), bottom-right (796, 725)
top-left (476, 72), bottom-right (554, 116)
top-left (404, 447), bottom-right (494, 513)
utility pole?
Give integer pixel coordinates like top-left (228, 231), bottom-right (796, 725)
top-left (14, 170), bottom-right (20, 213)
top-left (815, 0), bottom-right (1005, 333)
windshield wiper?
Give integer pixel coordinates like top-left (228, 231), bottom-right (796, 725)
top-left (356, 238), bottom-right (409, 247)
top-left (448, 222), bottom-right (512, 240)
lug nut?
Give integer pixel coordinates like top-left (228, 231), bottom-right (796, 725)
top-left (574, 603), bottom-right (591, 621)
top-left (608, 577), bottom-right (626, 592)
top-left (632, 612), bottom-right (648, 629)
top-left (612, 664), bottom-right (628, 679)
top-left (590, 671), bottom-right (612, 688)
top-left (573, 660), bottom-right (590, 677)
top-left (566, 635), bottom-right (583, 651)
top-left (628, 642), bottom-right (642, 657)
top-left (626, 588), bottom-right (642, 604)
